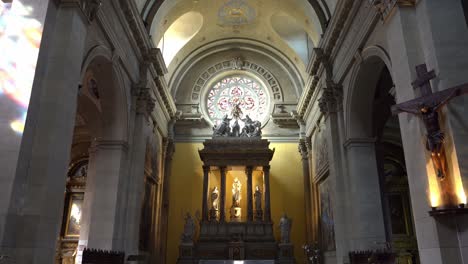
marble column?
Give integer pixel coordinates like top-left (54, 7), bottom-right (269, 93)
top-left (77, 140), bottom-right (128, 257)
top-left (202, 165), bottom-right (210, 222)
top-left (246, 166), bottom-right (254, 222)
top-left (299, 139), bottom-right (313, 243)
top-left (263, 165), bottom-right (271, 222)
top-left (0, 2), bottom-right (88, 263)
top-left (123, 86), bottom-right (154, 256)
top-left (344, 138), bottom-right (386, 250)
top-left (220, 166), bottom-right (227, 222)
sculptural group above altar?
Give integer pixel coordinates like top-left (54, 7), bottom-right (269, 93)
top-left (177, 104), bottom-right (295, 263)
top-left (212, 104), bottom-right (262, 138)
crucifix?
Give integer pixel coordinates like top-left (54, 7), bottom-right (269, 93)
top-left (391, 64), bottom-right (468, 181)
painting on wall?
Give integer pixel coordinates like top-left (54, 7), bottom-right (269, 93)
top-left (319, 177), bottom-right (336, 252)
top-left (65, 193), bottom-right (84, 237)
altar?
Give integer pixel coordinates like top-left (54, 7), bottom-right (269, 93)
top-left (177, 111), bottom-right (295, 264)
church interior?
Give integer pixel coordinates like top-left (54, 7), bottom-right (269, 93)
top-left (0, 0), bottom-right (468, 263)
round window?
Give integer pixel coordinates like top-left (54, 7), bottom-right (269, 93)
top-left (206, 75), bottom-right (269, 123)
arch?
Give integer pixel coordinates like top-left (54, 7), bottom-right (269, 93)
top-left (191, 59), bottom-right (283, 103)
top-left (345, 46), bottom-right (393, 140)
top-left (169, 38), bottom-right (305, 99)
top-left (80, 47), bottom-right (129, 142)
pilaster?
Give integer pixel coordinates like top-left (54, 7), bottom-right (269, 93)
top-left (0, 2), bottom-right (89, 263)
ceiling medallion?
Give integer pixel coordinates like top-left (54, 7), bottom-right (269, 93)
top-left (218, 0), bottom-right (256, 26)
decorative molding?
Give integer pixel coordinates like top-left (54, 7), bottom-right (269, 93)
top-left (298, 0), bottom-right (355, 118)
top-left (318, 84), bottom-right (343, 114)
top-left (298, 139), bottom-right (309, 160)
top-left (271, 104), bottom-right (300, 128)
top-left (144, 48), bottom-right (168, 76)
top-left (191, 59), bottom-right (283, 102)
top-left (369, 0), bottom-right (417, 21)
top-left (343, 137), bottom-right (377, 148)
top-left (136, 87), bottom-right (156, 116)
top-left (56, 0), bottom-right (102, 22)
top-left (117, 0), bottom-right (177, 119)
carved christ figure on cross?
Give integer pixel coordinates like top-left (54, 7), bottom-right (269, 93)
top-left (392, 64), bottom-right (468, 179)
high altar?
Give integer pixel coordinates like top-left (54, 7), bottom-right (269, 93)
top-left (177, 111), bottom-right (295, 263)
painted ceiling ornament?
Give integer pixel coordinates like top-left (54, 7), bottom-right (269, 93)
top-left (218, 0), bottom-right (256, 26)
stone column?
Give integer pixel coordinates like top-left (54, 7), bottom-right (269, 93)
top-left (318, 85), bottom-right (352, 262)
top-left (220, 166), bottom-right (227, 222)
top-left (246, 166), bottom-right (254, 222)
top-left (0, 2), bottom-right (89, 263)
top-left (202, 165), bottom-right (210, 222)
top-left (123, 85), bottom-right (155, 256)
top-left (299, 139), bottom-right (313, 243)
top-left (77, 140), bottom-right (128, 255)
top-left (344, 138), bottom-right (386, 250)
top-left (263, 165), bottom-right (271, 222)
top-left (387, 3), bottom-right (468, 263)
top-left (158, 138), bottom-right (175, 264)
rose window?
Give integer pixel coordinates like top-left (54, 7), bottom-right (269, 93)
top-left (207, 76), bottom-right (269, 123)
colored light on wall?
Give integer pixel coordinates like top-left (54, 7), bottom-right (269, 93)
top-left (0, 1), bottom-right (43, 134)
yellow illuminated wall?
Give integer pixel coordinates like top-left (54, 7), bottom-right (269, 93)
top-left (166, 143), bottom-right (306, 263)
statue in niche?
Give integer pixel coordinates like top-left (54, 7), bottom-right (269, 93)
top-left (254, 185), bottom-right (262, 211)
top-left (213, 114), bottom-right (232, 137)
top-left (254, 185), bottom-right (263, 221)
top-left (279, 213), bottom-right (292, 244)
top-left (231, 178), bottom-right (242, 221)
top-left (232, 177), bottom-right (242, 207)
top-left (181, 213), bottom-right (195, 243)
top-left (211, 186), bottom-right (219, 210)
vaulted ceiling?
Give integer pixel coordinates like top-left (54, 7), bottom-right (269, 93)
top-left (134, 0), bottom-right (337, 78)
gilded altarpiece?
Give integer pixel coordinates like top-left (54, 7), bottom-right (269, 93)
top-left (55, 159), bottom-right (88, 264)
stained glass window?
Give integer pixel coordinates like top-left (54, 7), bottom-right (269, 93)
top-left (207, 75), bottom-right (269, 123)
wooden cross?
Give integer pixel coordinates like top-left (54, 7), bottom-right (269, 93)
top-left (391, 64), bottom-right (468, 180)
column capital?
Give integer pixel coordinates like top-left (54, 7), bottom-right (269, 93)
top-left (134, 87), bottom-right (156, 116)
top-left (298, 139), bottom-right (310, 160)
top-left (203, 165), bottom-right (211, 173)
top-left (55, 0), bottom-right (102, 22)
top-left (318, 84), bottom-right (343, 114)
top-left (263, 165), bottom-right (271, 172)
top-left (245, 166), bottom-right (253, 174)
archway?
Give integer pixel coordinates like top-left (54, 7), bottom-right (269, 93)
top-left (55, 54), bottom-right (130, 263)
top-left (346, 53), bottom-right (419, 262)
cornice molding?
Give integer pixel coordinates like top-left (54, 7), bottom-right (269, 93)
top-left (116, 0), bottom-right (176, 120)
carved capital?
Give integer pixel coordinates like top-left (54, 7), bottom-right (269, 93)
top-left (370, 0), bottom-right (417, 21)
top-left (298, 139), bottom-right (309, 160)
top-left (135, 87), bottom-right (156, 116)
top-left (56, 0), bottom-right (102, 22)
top-left (318, 83), bottom-right (343, 114)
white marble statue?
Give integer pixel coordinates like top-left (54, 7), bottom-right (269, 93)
top-left (279, 213), bottom-right (292, 243)
top-left (211, 186), bottom-right (219, 210)
top-left (232, 177), bottom-right (242, 207)
top-left (181, 212), bottom-right (195, 243)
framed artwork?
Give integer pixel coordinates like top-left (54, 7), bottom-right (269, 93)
top-left (64, 193), bottom-right (84, 238)
top-left (319, 176), bottom-right (336, 251)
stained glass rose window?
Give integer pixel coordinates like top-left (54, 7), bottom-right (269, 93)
top-left (207, 75), bottom-right (269, 123)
